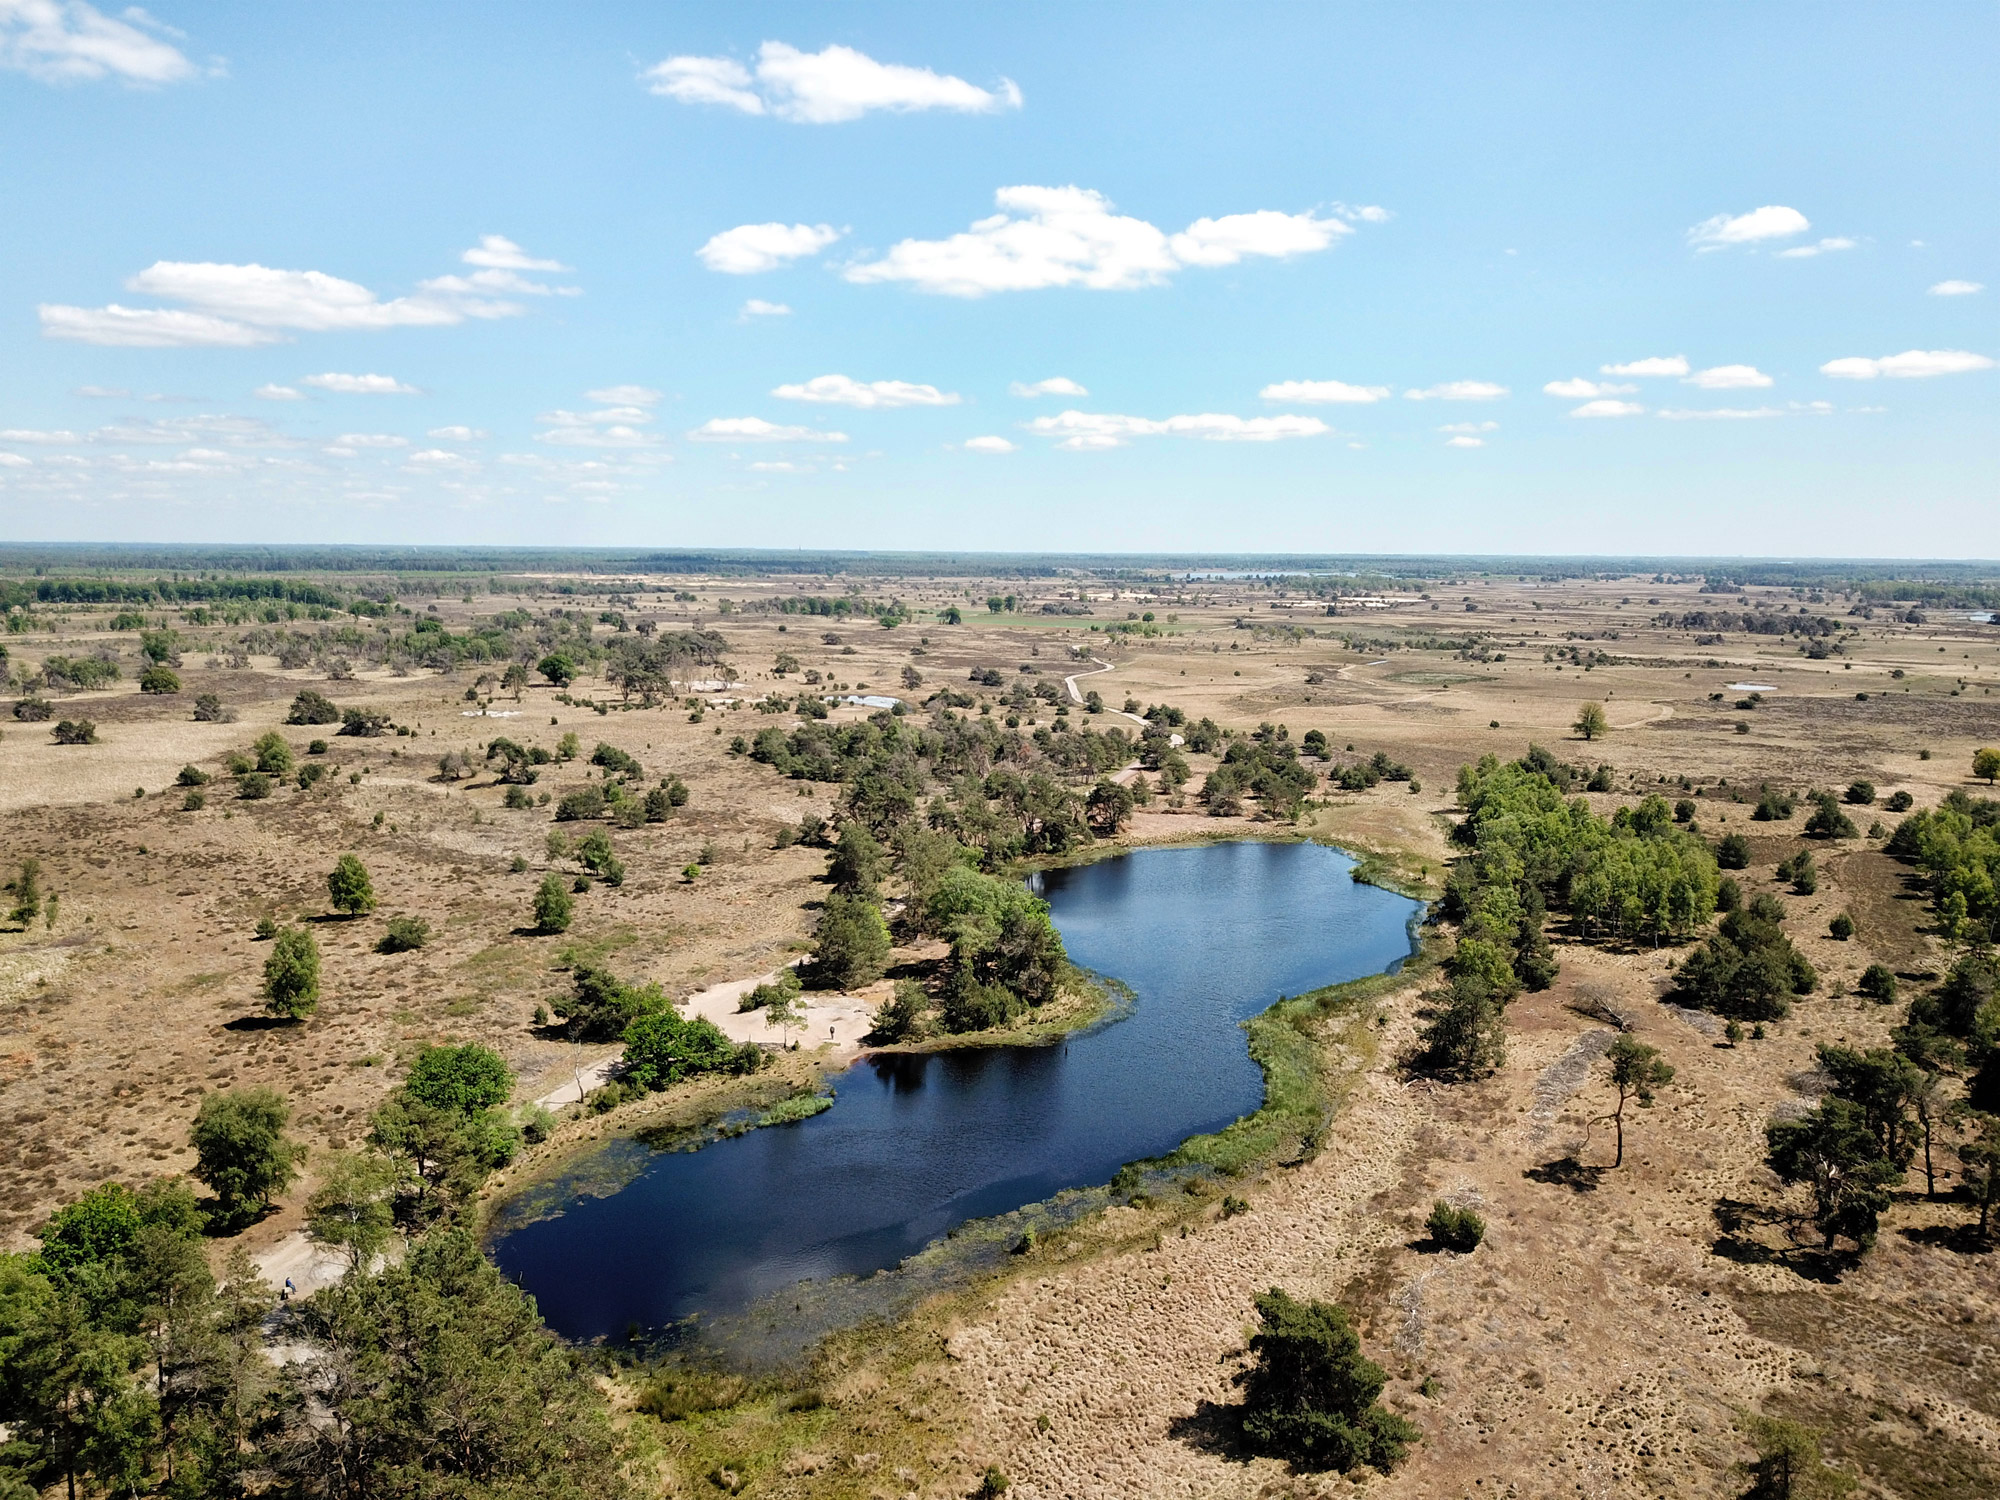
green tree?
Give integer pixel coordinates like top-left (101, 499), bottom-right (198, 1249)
top-left (262, 926), bottom-right (321, 1018)
top-left (189, 1087), bottom-right (305, 1217)
top-left (827, 822), bottom-right (885, 896)
top-left (1086, 776), bottom-right (1137, 835)
top-left (326, 852), bottom-right (376, 915)
top-left (532, 872), bottom-right (573, 933)
top-left (1734, 1412), bottom-right (1856, 1499)
top-left (621, 1011), bottom-right (755, 1090)
top-left (553, 965), bottom-right (669, 1042)
top-left (1765, 1097), bottom-right (1901, 1254)
top-left (869, 979), bottom-right (930, 1042)
top-left (1413, 975), bottom-right (1505, 1081)
top-left (1573, 701), bottom-right (1609, 741)
top-left (266, 1230), bottom-right (630, 1500)
top-left (1238, 1288), bottom-right (1419, 1474)
top-left (810, 892), bottom-right (892, 989)
top-left (138, 663), bottom-right (181, 694)
top-left (1974, 747), bottom-right (2000, 786)
top-left (1958, 1111), bottom-right (2000, 1243)
top-left (1598, 1037), bottom-right (1674, 1167)
top-left (305, 1152), bottom-right (397, 1273)
top-left (404, 1044), bottom-right (513, 1115)
top-left (6, 858), bottom-right (41, 928)
top-left (252, 731), bottom-right (293, 775)
top-left (537, 652), bottom-right (577, 687)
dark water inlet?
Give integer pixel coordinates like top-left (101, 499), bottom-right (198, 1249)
top-left (488, 840), bottom-right (1421, 1342)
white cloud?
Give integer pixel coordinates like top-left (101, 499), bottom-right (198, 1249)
top-left (1011, 377), bottom-right (1088, 398)
top-left (1569, 399), bottom-right (1646, 418)
top-left (253, 383), bottom-right (302, 400)
top-left (687, 417), bottom-right (848, 442)
top-left (1685, 364), bottom-right (1773, 390)
top-left (1025, 409), bottom-right (1328, 450)
top-left (842, 185), bottom-right (1357, 297)
top-left (748, 460), bottom-right (806, 473)
top-left (1657, 406), bottom-right (1785, 420)
top-left (331, 433), bottom-right (408, 448)
top-left (302, 372), bottom-right (417, 394)
top-left (741, 298), bottom-right (792, 317)
top-left (1542, 377), bottom-right (1637, 398)
top-left (1930, 279), bottom-right (1984, 296)
top-left (0, 452), bottom-right (30, 467)
top-left (698, 222), bottom-right (843, 274)
top-left (1444, 435), bottom-right (1484, 448)
top-left (962, 435), bottom-right (1017, 453)
top-left (0, 428), bottom-right (80, 444)
top-left (1600, 356), bottom-right (1688, 377)
top-left (1820, 349), bottom-right (1995, 379)
top-left (461, 235), bottom-right (567, 272)
top-left (584, 385), bottom-right (661, 407)
top-left (771, 374), bottom-right (959, 408)
top-left (1167, 209), bottom-right (1349, 267)
top-left (1439, 421), bottom-right (1499, 433)
top-left (404, 448), bottom-right (475, 469)
top-left (1687, 205), bottom-right (1810, 250)
top-left (1404, 381), bottom-right (1507, 401)
top-left (0, 0), bottom-right (196, 84)
top-left (40, 239), bottom-right (568, 347)
top-left (73, 384), bottom-right (127, 397)
top-left (427, 425), bottom-right (486, 440)
top-left (1775, 237), bottom-right (1856, 259)
top-left (1260, 379), bottom-right (1390, 404)
top-left (646, 41), bottom-right (1021, 124)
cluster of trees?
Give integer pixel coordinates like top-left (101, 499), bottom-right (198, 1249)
top-left (548, 964), bottom-right (766, 1094)
top-left (1236, 1288), bottom-right (1418, 1474)
top-left (1672, 894), bottom-right (1818, 1020)
top-left (1887, 788), bottom-right (2000, 945)
top-left (1202, 732), bottom-right (1318, 819)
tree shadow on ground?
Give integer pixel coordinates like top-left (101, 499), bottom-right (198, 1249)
top-left (1899, 1222), bottom-right (1993, 1256)
top-left (1711, 1198), bottom-right (1849, 1283)
top-left (1524, 1156), bottom-right (1603, 1193)
top-left (1166, 1397), bottom-right (1249, 1462)
top-left (222, 1014), bottom-right (297, 1033)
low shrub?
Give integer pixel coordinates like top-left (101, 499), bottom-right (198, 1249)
top-left (176, 764), bottom-right (211, 787)
top-left (378, 915), bottom-right (431, 953)
top-left (237, 772), bottom-right (271, 800)
top-left (1426, 1200), bottom-right (1486, 1252)
top-left (52, 719), bottom-right (98, 745)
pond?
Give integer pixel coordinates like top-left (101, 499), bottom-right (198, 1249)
top-left (487, 840), bottom-right (1422, 1343)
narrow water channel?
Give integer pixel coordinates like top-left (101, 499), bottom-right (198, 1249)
top-left (488, 840), bottom-right (1421, 1342)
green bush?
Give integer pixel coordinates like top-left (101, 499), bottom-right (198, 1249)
top-left (190, 1086), bottom-right (304, 1214)
top-left (327, 853), bottom-right (377, 914)
top-left (810, 891), bottom-right (892, 989)
top-left (237, 771), bottom-right (271, 799)
top-left (262, 927), bottom-right (321, 1018)
top-left (378, 914), bottom-right (430, 953)
top-left (176, 763), bottom-right (211, 787)
top-left (1425, 1200), bottom-right (1485, 1251)
top-left (252, 730), bottom-right (293, 774)
top-left (1828, 913), bottom-right (1854, 941)
top-left (1716, 833), bottom-right (1751, 869)
top-left (181, 789), bottom-right (205, 811)
top-left (51, 719), bottom-right (98, 745)
top-left (554, 785), bottom-right (606, 822)
top-left (287, 689), bottom-right (342, 725)
top-left (532, 873), bottom-right (573, 933)
top-left (404, 1043), bottom-right (513, 1114)
top-left (139, 663), bottom-right (181, 694)
top-left (1857, 963), bottom-right (1897, 1004)
top-left (1238, 1289), bottom-right (1419, 1474)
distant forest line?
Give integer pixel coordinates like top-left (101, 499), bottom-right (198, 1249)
top-left (0, 544), bottom-right (1994, 609)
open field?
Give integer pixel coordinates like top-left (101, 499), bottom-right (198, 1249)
top-left (1, 561), bottom-right (1996, 1497)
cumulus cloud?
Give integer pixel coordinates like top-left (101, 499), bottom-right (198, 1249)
top-left (1685, 364), bottom-right (1773, 390)
top-left (584, 385), bottom-right (661, 407)
top-left (842, 186), bottom-right (1357, 297)
top-left (1260, 379), bottom-right (1390, 404)
top-left (462, 235), bottom-right (567, 272)
top-left (646, 41), bottom-right (1020, 124)
top-left (741, 298), bottom-right (791, 317)
top-left (687, 417), bottom-right (848, 442)
top-left (0, 0), bottom-right (197, 85)
top-left (330, 433), bottom-right (408, 448)
top-left (698, 222), bottom-right (843, 274)
top-left (534, 396), bottom-right (662, 448)
top-left (1775, 237), bottom-right (1856, 259)
top-left (0, 452), bottom-right (31, 467)
top-left (1444, 435), bottom-right (1484, 448)
top-left (1929, 280), bottom-right (1984, 296)
top-left (73, 384), bottom-right (127, 398)
top-left (771, 374), bottom-right (958, 408)
top-left (1543, 378), bottom-right (1636, 398)
top-left (1687, 205), bottom-right (1810, 250)
top-left (252, 383), bottom-right (302, 400)
top-left (1404, 381), bottom-right (1507, 401)
top-left (428, 425), bottom-right (486, 441)
top-left (1439, 421), bottom-right (1499, 433)
top-left (1820, 349), bottom-right (1995, 379)
top-left (39, 239), bottom-right (570, 347)
top-left (1024, 409), bottom-right (1328, 450)
top-left (1600, 356), bottom-right (1688, 377)
top-left (962, 435), bottom-right (1017, 453)
top-left (1569, 399), bottom-right (1646, 418)
top-left (1011, 377), bottom-right (1088, 398)
top-left (302, 373), bottom-right (417, 394)
top-left (0, 427), bottom-right (81, 444)
top-left (1656, 406), bottom-right (1786, 420)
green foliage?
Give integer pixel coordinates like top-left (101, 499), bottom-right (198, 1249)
top-left (1753, 789), bottom-right (1796, 822)
top-left (1766, 1096), bottom-right (1903, 1253)
top-left (1803, 792), bottom-right (1859, 840)
top-left (236, 770), bottom-right (271, 799)
top-left (339, 706), bottom-right (391, 737)
top-left (553, 964), bottom-right (670, 1042)
top-left (1845, 780), bottom-right (1875, 806)
top-left (828, 820), bottom-right (886, 895)
top-left (1828, 913), bottom-right (1854, 940)
top-left (621, 1010), bottom-right (762, 1091)
top-left (1857, 963), bottom-right (1897, 1003)
top-left (305, 1150), bottom-right (397, 1271)
top-left (6, 858), bottom-right (41, 927)
top-left (138, 663), bottom-right (181, 694)
top-left (925, 866), bottom-right (1069, 1029)
top-left (176, 763), bottom-right (210, 787)
top-left (1238, 1289), bottom-right (1420, 1474)
top-left (1974, 747), bottom-right (2000, 785)
top-left (1777, 851), bottom-right (1818, 894)
top-left (736, 967), bottom-right (802, 1012)
top-left (532, 872), bottom-right (574, 933)
top-left (1425, 1200), bottom-right (1485, 1251)
top-left (1884, 790), bottom-right (2000, 944)
top-left (1204, 736), bottom-right (1317, 819)
top-left (404, 1044), bottom-right (513, 1115)
top-left (554, 784), bottom-right (606, 821)
top-left (190, 1087), bottom-right (304, 1215)
top-left (574, 828), bottom-right (624, 885)
top-left (538, 651), bottom-right (577, 686)
top-left (262, 926), bottom-right (321, 1018)
top-left (589, 741), bottom-right (641, 777)
top-left (811, 891), bottom-right (893, 990)
top-left (51, 718), bottom-right (98, 745)
top-left (869, 978), bottom-right (931, 1041)
top-left (377, 914), bottom-right (430, 953)
top-left (1412, 975), bottom-right (1505, 1080)
top-left (326, 852), bottom-right (377, 915)
top-left (1601, 1037), bottom-right (1674, 1166)
top-left (1086, 776), bottom-right (1137, 834)
top-left (1734, 1412), bottom-right (1857, 1499)
top-left (252, 730), bottom-right (293, 775)
top-left (287, 688), bottom-right (341, 725)
top-left (1573, 701), bottom-right (1609, 740)
top-left (1673, 895), bottom-right (1816, 1020)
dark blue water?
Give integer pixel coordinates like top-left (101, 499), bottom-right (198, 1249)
top-left (489, 840), bottom-right (1420, 1341)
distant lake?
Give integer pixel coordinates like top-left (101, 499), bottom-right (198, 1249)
top-left (488, 840), bottom-right (1422, 1342)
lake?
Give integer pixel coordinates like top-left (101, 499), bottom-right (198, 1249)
top-left (487, 839), bottom-right (1422, 1342)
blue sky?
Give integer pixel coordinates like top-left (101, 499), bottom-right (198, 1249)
top-left (0, 2), bottom-right (1993, 555)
